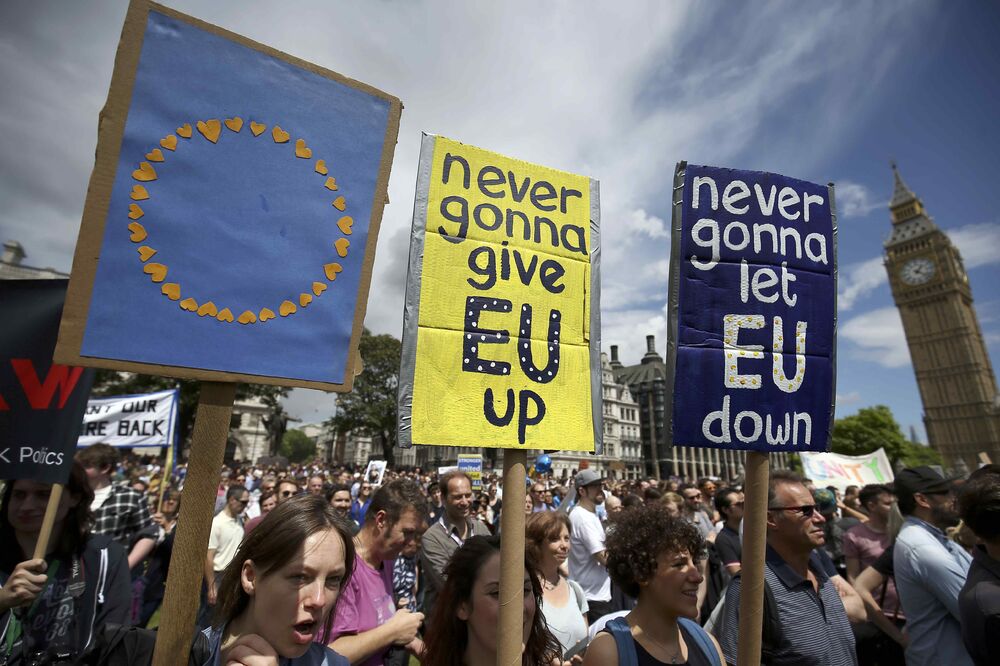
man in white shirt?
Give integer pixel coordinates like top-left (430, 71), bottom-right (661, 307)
top-left (198, 484), bottom-right (248, 628)
top-left (568, 469), bottom-right (612, 623)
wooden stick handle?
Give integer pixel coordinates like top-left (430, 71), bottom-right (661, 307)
top-left (33, 484), bottom-right (64, 559)
top-left (152, 381), bottom-right (236, 666)
top-left (736, 451), bottom-right (770, 666)
top-left (498, 449), bottom-right (528, 666)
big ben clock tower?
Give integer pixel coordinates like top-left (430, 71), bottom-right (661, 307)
top-left (884, 164), bottom-right (1000, 470)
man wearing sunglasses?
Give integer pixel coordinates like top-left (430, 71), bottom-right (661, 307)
top-left (720, 470), bottom-right (859, 666)
top-left (893, 466), bottom-right (974, 666)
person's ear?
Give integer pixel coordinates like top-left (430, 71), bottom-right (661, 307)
top-left (914, 493), bottom-right (932, 510)
top-left (765, 509), bottom-right (779, 530)
top-left (374, 510), bottom-right (388, 531)
top-left (457, 601), bottom-right (471, 621)
top-left (241, 560), bottom-right (257, 596)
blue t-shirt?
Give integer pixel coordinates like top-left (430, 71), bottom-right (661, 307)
top-left (201, 626), bottom-right (349, 666)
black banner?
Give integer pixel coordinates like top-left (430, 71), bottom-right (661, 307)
top-left (0, 280), bottom-right (95, 483)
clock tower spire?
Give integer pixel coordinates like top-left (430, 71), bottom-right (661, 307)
top-left (883, 164), bottom-right (1000, 471)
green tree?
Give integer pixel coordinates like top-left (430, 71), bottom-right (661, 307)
top-left (830, 404), bottom-right (942, 468)
top-left (91, 370), bottom-right (288, 451)
top-left (327, 329), bottom-right (401, 466)
top-left (279, 429), bottom-right (316, 463)
top-left (830, 405), bottom-right (910, 465)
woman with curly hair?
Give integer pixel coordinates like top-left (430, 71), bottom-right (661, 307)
top-left (422, 535), bottom-right (562, 666)
top-left (583, 504), bottom-right (725, 666)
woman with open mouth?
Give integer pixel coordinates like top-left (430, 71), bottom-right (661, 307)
top-left (200, 494), bottom-right (355, 665)
top-left (584, 503), bottom-right (726, 666)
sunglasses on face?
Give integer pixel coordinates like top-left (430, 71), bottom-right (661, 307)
top-left (768, 504), bottom-right (818, 518)
top-left (280, 490), bottom-right (295, 497)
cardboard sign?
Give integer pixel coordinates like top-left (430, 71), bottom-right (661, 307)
top-left (458, 453), bottom-right (483, 490)
top-left (799, 449), bottom-right (894, 492)
top-left (398, 134), bottom-right (601, 451)
top-left (79, 388), bottom-right (178, 447)
top-left (666, 163), bottom-right (837, 453)
top-left (55, 2), bottom-right (401, 391)
top-left (1, 280), bottom-right (96, 483)
top-left (363, 460), bottom-right (387, 487)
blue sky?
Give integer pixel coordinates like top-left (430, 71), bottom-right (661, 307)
top-left (1, 1), bottom-right (998, 442)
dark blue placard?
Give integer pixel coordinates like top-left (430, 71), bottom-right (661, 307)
top-left (666, 163), bottom-right (837, 453)
top-left (80, 10), bottom-right (390, 384)
top-left (1, 280), bottom-right (96, 483)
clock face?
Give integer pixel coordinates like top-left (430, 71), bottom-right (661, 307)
top-left (900, 257), bottom-right (935, 285)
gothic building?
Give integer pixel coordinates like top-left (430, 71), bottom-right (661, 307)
top-left (883, 165), bottom-right (1000, 470)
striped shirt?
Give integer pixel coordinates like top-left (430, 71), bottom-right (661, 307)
top-left (721, 545), bottom-right (856, 666)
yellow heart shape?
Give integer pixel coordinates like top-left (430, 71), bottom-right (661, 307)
top-left (161, 283), bottom-right (181, 301)
top-left (225, 117), bottom-right (243, 132)
top-left (332, 196), bottom-right (346, 211)
top-left (130, 185), bottom-right (149, 201)
top-left (197, 301), bottom-right (218, 317)
top-left (335, 238), bottom-right (350, 258)
top-left (216, 308), bottom-right (234, 323)
top-left (132, 162), bottom-right (157, 182)
top-left (250, 121), bottom-right (266, 136)
top-left (337, 216), bottom-right (353, 236)
top-left (197, 119), bottom-right (221, 143)
top-left (145, 148), bottom-right (164, 162)
top-left (315, 160), bottom-right (328, 175)
top-left (272, 126), bottom-right (290, 143)
top-left (137, 246), bottom-right (157, 262)
top-left (237, 310), bottom-right (257, 325)
top-left (128, 222), bottom-right (147, 242)
top-left (180, 297), bottom-right (199, 311)
top-left (177, 124), bottom-right (192, 138)
top-left (324, 177), bottom-right (338, 191)
top-left (143, 262), bottom-right (167, 282)
top-left (279, 300), bottom-right (297, 316)
top-left (128, 203), bottom-right (144, 220)
top-left (324, 262), bottom-right (343, 281)
top-left (160, 135), bottom-right (177, 150)
top-left (299, 293), bottom-right (313, 307)
top-left (295, 139), bottom-right (312, 159)
top-left (259, 308), bottom-right (276, 322)
top-left (312, 282), bottom-right (327, 296)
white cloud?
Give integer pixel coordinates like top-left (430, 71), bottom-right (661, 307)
top-left (624, 209), bottom-right (669, 239)
top-left (947, 222), bottom-right (1000, 270)
top-left (840, 306), bottom-right (911, 368)
top-left (836, 181), bottom-right (882, 219)
top-left (839, 256), bottom-right (887, 311)
top-left (836, 391), bottom-right (861, 406)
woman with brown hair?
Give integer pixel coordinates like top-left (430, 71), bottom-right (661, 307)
top-left (526, 511), bottom-right (588, 662)
top-left (584, 503), bottom-right (725, 666)
top-left (0, 462), bottom-right (132, 664)
top-left (422, 535), bottom-right (562, 666)
top-left (199, 493), bottom-right (356, 665)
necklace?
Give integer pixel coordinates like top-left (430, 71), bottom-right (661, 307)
top-left (640, 629), bottom-right (683, 665)
top-left (540, 574), bottom-right (560, 591)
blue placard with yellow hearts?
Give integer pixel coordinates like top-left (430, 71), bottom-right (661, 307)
top-left (65, 5), bottom-right (400, 389)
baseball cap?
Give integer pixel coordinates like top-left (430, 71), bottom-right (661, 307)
top-left (893, 466), bottom-right (954, 497)
top-left (575, 469), bottom-right (604, 488)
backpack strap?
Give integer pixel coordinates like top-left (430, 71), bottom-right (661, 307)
top-left (678, 617), bottom-right (723, 666)
top-left (605, 617), bottom-right (639, 666)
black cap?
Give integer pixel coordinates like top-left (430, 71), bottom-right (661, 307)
top-left (893, 466), bottom-right (953, 497)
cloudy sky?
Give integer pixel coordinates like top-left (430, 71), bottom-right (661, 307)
top-left (2, 1), bottom-right (998, 440)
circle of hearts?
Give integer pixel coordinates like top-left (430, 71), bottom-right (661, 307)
top-left (126, 117), bottom-right (356, 325)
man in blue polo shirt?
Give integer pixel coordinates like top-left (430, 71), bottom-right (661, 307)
top-left (893, 466), bottom-right (973, 666)
top-left (720, 470), bottom-right (857, 665)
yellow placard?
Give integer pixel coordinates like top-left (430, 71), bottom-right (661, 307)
top-left (411, 136), bottom-right (594, 450)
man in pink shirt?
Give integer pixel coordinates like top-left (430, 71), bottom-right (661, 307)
top-left (324, 479), bottom-right (428, 666)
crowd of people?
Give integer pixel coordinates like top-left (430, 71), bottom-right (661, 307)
top-left (1, 442), bottom-right (998, 666)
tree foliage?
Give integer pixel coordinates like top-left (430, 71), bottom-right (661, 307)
top-left (279, 429), bottom-right (316, 463)
top-left (830, 404), bottom-right (941, 468)
top-left (91, 370), bottom-right (289, 453)
top-left (327, 329), bottom-right (401, 466)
